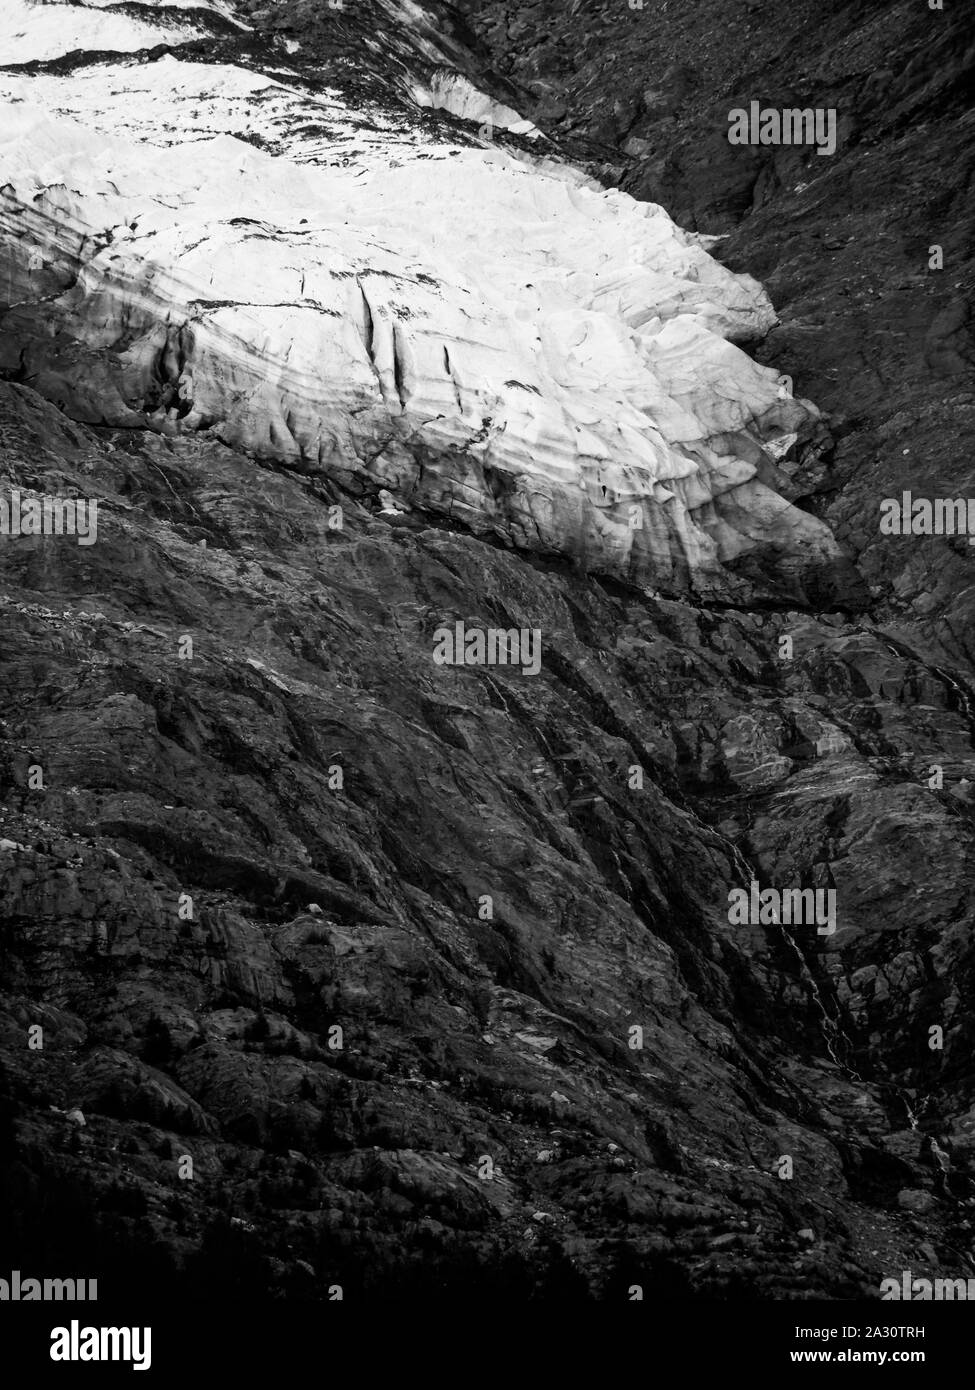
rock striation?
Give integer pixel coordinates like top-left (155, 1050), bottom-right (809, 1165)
top-left (0, 0), bottom-right (972, 1303)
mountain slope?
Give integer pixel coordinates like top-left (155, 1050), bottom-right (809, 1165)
top-left (0, 0), bottom-right (973, 1300)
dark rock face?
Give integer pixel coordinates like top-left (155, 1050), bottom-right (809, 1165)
top-left (0, 0), bottom-right (974, 1303)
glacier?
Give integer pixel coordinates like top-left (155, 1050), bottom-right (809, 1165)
top-left (0, 0), bottom-right (855, 602)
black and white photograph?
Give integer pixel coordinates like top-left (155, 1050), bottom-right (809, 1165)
top-left (0, 0), bottom-right (971, 1370)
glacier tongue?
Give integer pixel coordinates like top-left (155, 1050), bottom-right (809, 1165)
top-left (0, 5), bottom-right (853, 602)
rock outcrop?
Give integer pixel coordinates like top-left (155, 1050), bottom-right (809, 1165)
top-left (0, 0), bottom-right (972, 1302)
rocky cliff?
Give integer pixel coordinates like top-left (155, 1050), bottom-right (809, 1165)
top-left (0, 0), bottom-right (973, 1301)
